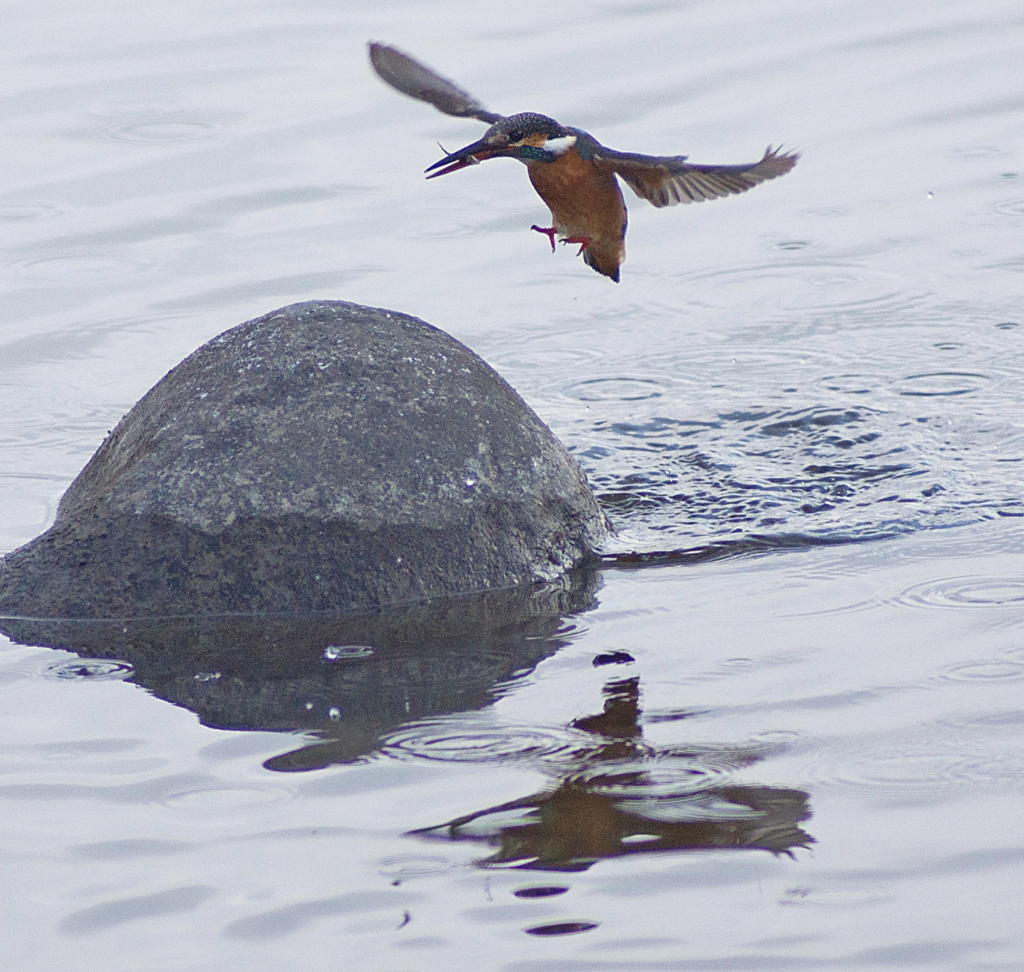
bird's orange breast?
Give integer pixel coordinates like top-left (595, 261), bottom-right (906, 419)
top-left (527, 150), bottom-right (627, 280)
top-left (527, 151), bottom-right (626, 243)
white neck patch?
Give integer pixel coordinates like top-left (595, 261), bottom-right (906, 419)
top-left (544, 134), bottom-right (578, 156)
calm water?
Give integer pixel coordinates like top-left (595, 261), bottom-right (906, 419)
top-left (3, 0), bottom-right (1024, 967)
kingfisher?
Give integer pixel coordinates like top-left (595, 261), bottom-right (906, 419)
top-left (369, 42), bottom-right (798, 282)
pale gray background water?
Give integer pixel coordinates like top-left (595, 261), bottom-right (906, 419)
top-left (3, 0), bottom-right (1023, 968)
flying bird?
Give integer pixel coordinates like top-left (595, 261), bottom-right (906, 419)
top-left (369, 42), bottom-right (798, 282)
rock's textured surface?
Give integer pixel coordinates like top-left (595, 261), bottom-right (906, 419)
top-left (0, 300), bottom-right (607, 617)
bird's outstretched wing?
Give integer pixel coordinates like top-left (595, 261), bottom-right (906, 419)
top-left (368, 42), bottom-right (504, 124)
top-left (590, 143), bottom-right (799, 208)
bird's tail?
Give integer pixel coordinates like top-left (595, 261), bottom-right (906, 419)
top-left (583, 241), bottom-right (624, 282)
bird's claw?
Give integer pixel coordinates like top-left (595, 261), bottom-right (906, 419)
top-left (560, 236), bottom-right (591, 256)
top-left (531, 226), bottom-right (590, 256)
top-left (531, 224), bottom-right (558, 252)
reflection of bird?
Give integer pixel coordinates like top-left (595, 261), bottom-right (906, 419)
top-left (368, 42), bottom-right (799, 282)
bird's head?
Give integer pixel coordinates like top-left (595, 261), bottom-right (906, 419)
top-left (425, 112), bottom-right (578, 178)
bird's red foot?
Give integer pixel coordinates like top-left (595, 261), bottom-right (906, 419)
top-left (531, 224), bottom-right (558, 252)
top-left (560, 236), bottom-right (591, 256)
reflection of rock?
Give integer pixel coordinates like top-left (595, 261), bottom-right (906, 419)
top-left (0, 570), bottom-right (601, 768)
top-left (0, 300), bottom-right (607, 618)
top-left (412, 676), bottom-right (814, 869)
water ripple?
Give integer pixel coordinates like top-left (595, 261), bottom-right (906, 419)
top-left (486, 342), bottom-right (606, 375)
top-left (798, 737), bottom-right (1024, 795)
top-left (892, 576), bottom-right (1024, 610)
top-left (563, 376), bottom-right (667, 402)
top-left (0, 203), bottom-right (66, 222)
top-left (806, 747), bottom-right (986, 793)
top-left (590, 404), bottom-right (926, 556)
top-left (97, 119), bottom-right (222, 143)
top-left (781, 886), bottom-right (893, 908)
top-left (937, 660), bottom-right (1024, 683)
top-left (1004, 645), bottom-right (1024, 664)
top-left (587, 385), bottom-right (1024, 559)
top-left (9, 251), bottom-right (152, 283)
top-left (987, 196), bottom-right (1024, 220)
top-left (891, 371), bottom-right (991, 397)
top-left (673, 259), bottom-right (926, 318)
top-left (377, 855), bottom-right (460, 879)
top-left (380, 717), bottom-right (580, 764)
top-left (565, 752), bottom-right (743, 801)
top-left (160, 782), bottom-right (292, 814)
top-left (816, 372), bottom-right (886, 395)
top-left (940, 708), bottom-right (1024, 732)
top-left (83, 101), bottom-right (228, 144)
top-left (42, 658), bottom-right (135, 681)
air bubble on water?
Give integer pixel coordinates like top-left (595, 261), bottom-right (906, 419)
top-left (323, 644), bottom-right (374, 661)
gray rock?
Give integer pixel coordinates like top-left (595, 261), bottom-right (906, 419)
top-left (0, 300), bottom-right (608, 618)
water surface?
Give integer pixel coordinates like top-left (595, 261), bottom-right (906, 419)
top-left (2, 0), bottom-right (1023, 967)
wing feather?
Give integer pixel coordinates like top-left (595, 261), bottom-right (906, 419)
top-left (368, 43), bottom-right (504, 124)
top-left (593, 143), bottom-right (799, 208)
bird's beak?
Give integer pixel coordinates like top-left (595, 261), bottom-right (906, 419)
top-left (425, 137), bottom-right (505, 179)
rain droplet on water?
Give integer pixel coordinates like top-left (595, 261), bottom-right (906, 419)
top-left (323, 644), bottom-right (375, 661)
